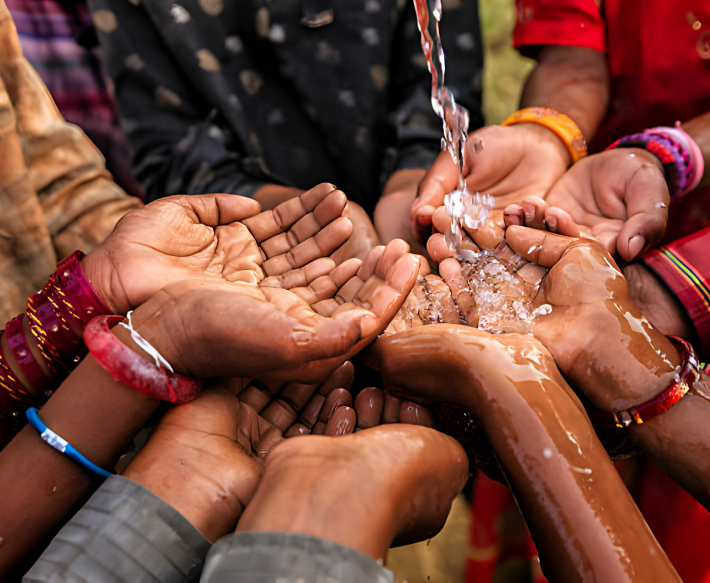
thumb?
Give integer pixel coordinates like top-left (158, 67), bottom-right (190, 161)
top-left (505, 225), bottom-right (577, 268)
top-left (616, 165), bottom-right (669, 261)
top-left (412, 151), bottom-right (459, 243)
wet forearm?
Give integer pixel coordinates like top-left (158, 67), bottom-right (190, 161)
top-left (520, 46), bottom-right (610, 140)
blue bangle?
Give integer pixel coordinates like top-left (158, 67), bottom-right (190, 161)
top-left (26, 408), bottom-right (113, 478)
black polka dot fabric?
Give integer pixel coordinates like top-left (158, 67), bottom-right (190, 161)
top-left (88, 0), bottom-right (483, 210)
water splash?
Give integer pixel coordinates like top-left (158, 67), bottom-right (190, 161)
top-left (413, 0), bottom-right (491, 260)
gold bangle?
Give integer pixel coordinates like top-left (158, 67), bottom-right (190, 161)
top-left (501, 107), bottom-right (588, 164)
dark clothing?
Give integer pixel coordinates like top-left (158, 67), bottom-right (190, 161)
top-left (86, 0), bottom-right (483, 210)
top-left (25, 475), bottom-right (394, 583)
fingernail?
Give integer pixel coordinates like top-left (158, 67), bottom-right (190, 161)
top-left (325, 406), bottom-right (356, 436)
top-left (629, 235), bottom-right (646, 258)
top-left (547, 216), bottom-right (557, 232)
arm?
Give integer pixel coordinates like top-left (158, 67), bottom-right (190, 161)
top-left (372, 326), bottom-right (679, 582)
top-left (519, 46), bottom-right (609, 141)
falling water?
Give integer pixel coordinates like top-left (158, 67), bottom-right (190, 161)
top-left (412, 0), bottom-right (493, 257)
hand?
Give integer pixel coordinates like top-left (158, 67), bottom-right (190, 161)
top-left (503, 149), bottom-right (669, 261)
top-left (502, 226), bottom-right (680, 411)
top-left (374, 168), bottom-right (428, 254)
top-left (124, 240), bottom-right (420, 383)
top-left (82, 183), bottom-right (353, 314)
top-left (411, 123), bottom-right (570, 243)
top-left (122, 374), bottom-right (358, 542)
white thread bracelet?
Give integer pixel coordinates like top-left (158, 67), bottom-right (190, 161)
top-left (119, 311), bottom-right (174, 373)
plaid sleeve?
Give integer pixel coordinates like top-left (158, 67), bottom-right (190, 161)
top-left (642, 227), bottom-right (710, 360)
top-left (513, 0), bottom-right (606, 54)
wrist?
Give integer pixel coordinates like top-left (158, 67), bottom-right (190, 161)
top-left (519, 122), bottom-right (573, 167)
top-left (80, 250), bottom-right (128, 315)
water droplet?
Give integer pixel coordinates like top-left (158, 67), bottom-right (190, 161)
top-left (543, 448), bottom-right (553, 458)
top-left (51, 325), bottom-right (59, 332)
top-left (45, 389), bottom-right (54, 397)
top-left (74, 356), bottom-right (81, 363)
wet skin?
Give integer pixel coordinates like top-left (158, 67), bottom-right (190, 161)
top-left (370, 325), bottom-right (679, 582)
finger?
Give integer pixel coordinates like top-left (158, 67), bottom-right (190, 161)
top-left (354, 387), bottom-right (384, 429)
top-left (260, 257), bottom-right (336, 289)
top-left (318, 361), bottom-right (355, 395)
top-left (324, 406), bottom-right (357, 436)
top-left (439, 258), bottom-right (478, 326)
top-left (399, 401), bottom-right (434, 427)
top-left (256, 425), bottom-right (284, 458)
top-left (170, 193), bottom-right (266, 227)
top-left (299, 394), bottom-right (325, 429)
top-left (383, 391), bottom-right (401, 423)
top-left (318, 388), bottom-right (353, 422)
top-left (356, 245), bottom-right (385, 280)
top-left (415, 255), bottom-right (432, 276)
top-left (521, 197), bottom-right (548, 230)
top-left (260, 399), bottom-right (298, 432)
top-left (284, 423), bottom-right (309, 438)
top-left (375, 239), bottom-right (410, 280)
top-left (469, 216), bottom-right (505, 251)
top-left (616, 167), bottom-right (669, 261)
top-left (237, 383), bottom-right (272, 413)
top-left (423, 275), bottom-right (460, 324)
top-left (505, 226), bottom-right (576, 267)
top-left (427, 233), bottom-right (456, 263)
top-left (412, 151), bottom-right (459, 242)
top-left (290, 259), bottom-right (363, 305)
top-left (504, 204), bottom-right (525, 227)
top-left (278, 381), bottom-right (321, 412)
top-left (544, 206), bottom-right (580, 237)
top-left (262, 217), bottom-right (353, 275)
top-left (242, 183), bottom-right (336, 241)
top-left (432, 205), bottom-right (452, 235)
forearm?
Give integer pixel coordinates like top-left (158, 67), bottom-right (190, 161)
top-left (681, 110), bottom-right (710, 190)
top-left (460, 363), bottom-right (676, 582)
top-left (0, 333), bottom-right (159, 576)
top-left (629, 374), bottom-right (710, 511)
top-left (374, 169), bottom-right (426, 250)
top-left (520, 46), bottom-right (610, 140)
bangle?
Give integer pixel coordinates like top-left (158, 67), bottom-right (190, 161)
top-left (25, 407), bottom-right (113, 478)
top-left (588, 336), bottom-right (700, 429)
top-left (26, 251), bottom-right (113, 380)
top-left (5, 315), bottom-right (51, 393)
top-left (605, 122), bottom-right (705, 198)
top-left (84, 315), bottom-right (203, 404)
top-left (501, 107), bottom-right (587, 164)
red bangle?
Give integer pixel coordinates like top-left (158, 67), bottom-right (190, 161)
top-left (27, 251), bottom-right (112, 378)
top-left (5, 315), bottom-right (51, 393)
top-left (589, 336), bottom-right (700, 429)
top-left (84, 315), bottom-right (203, 404)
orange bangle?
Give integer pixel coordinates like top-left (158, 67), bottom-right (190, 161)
top-left (501, 107), bottom-right (587, 164)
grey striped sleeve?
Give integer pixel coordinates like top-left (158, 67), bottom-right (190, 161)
top-left (201, 531), bottom-right (394, 583)
top-left (24, 475), bottom-right (211, 583)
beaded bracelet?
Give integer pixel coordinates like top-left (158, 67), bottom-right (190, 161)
top-left (606, 122), bottom-right (705, 198)
top-left (84, 315), bottom-right (203, 404)
top-left (588, 336), bottom-right (700, 429)
top-left (501, 107), bottom-right (588, 165)
top-left (26, 407), bottom-right (112, 478)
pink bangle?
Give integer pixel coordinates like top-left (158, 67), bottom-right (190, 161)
top-left (84, 315), bottom-right (203, 404)
top-left (4, 315), bottom-right (51, 393)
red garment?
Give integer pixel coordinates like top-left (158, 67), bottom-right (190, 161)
top-left (513, 0), bottom-right (710, 153)
top-left (643, 226), bottom-right (710, 360)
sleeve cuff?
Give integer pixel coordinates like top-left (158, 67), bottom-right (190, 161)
top-left (513, 0), bottom-right (606, 53)
top-left (642, 246), bottom-right (710, 360)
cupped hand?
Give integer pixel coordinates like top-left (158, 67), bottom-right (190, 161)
top-left (122, 375), bottom-right (358, 542)
top-left (82, 183), bottom-right (353, 314)
top-left (125, 240), bottom-right (420, 383)
top-left (411, 123), bottom-right (570, 244)
top-left (504, 149), bottom-right (669, 261)
top-left (504, 226), bottom-right (679, 411)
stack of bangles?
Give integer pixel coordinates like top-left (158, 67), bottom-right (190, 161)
top-left (606, 122), bottom-right (705, 198)
top-left (0, 251), bottom-right (113, 444)
top-left (1, 251), bottom-right (203, 447)
top-left (588, 336), bottom-right (701, 429)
